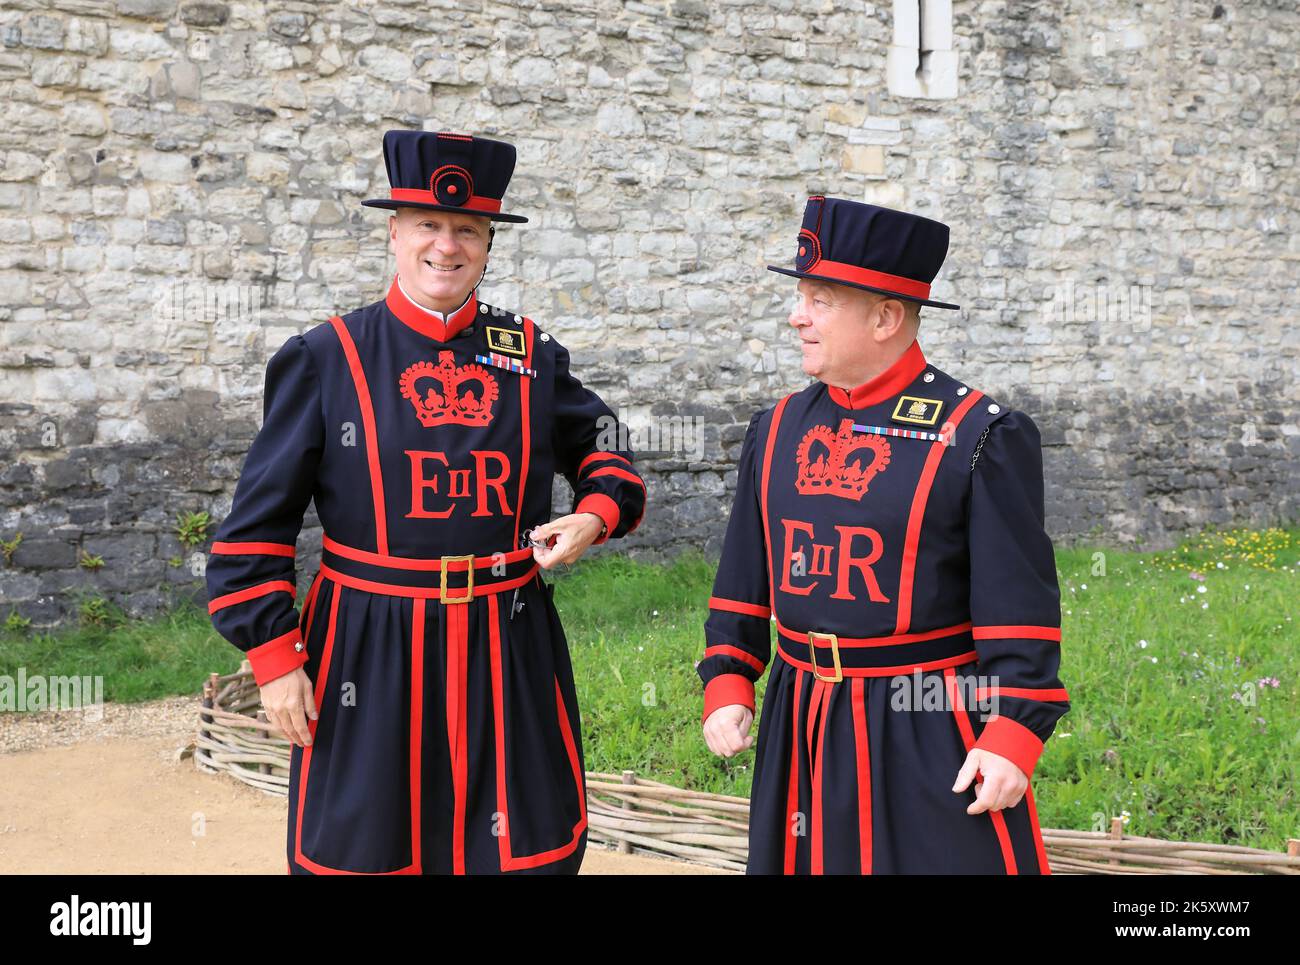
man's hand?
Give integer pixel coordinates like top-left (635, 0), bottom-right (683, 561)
top-left (530, 512), bottom-right (604, 569)
top-left (952, 748), bottom-right (1028, 814)
top-left (260, 666), bottom-right (317, 748)
top-left (703, 704), bottom-right (755, 757)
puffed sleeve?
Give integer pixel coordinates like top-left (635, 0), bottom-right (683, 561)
top-left (205, 334), bottom-right (324, 687)
top-left (698, 410), bottom-right (772, 723)
top-left (549, 334), bottom-right (646, 543)
top-left (966, 408), bottom-right (1071, 778)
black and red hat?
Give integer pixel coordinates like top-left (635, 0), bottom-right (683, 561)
top-left (768, 196), bottom-right (959, 310)
top-left (361, 129), bottom-right (528, 224)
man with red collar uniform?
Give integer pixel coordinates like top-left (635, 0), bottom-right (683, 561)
top-left (206, 129), bottom-right (646, 874)
top-left (699, 197), bottom-right (1070, 874)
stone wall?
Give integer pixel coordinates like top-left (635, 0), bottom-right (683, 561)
top-left (0, 0), bottom-right (1296, 625)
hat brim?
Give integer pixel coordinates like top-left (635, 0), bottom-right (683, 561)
top-left (361, 198), bottom-right (528, 224)
top-left (767, 265), bottom-right (960, 310)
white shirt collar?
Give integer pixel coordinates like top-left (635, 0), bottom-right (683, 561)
top-left (396, 275), bottom-right (473, 321)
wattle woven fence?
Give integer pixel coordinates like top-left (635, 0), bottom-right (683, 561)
top-left (193, 664), bottom-right (1300, 875)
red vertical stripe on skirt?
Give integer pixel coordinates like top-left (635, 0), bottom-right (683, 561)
top-left (783, 667), bottom-right (803, 875)
top-left (409, 598), bottom-right (425, 873)
top-left (850, 678), bottom-right (872, 874)
top-left (945, 668), bottom-right (1018, 874)
top-left (446, 601), bottom-right (469, 874)
top-left (1023, 784), bottom-right (1052, 874)
top-left (488, 593), bottom-right (512, 871)
top-left (295, 587), bottom-right (339, 869)
top-left (487, 592), bottom-right (588, 871)
top-left (290, 581), bottom-right (418, 874)
top-left (810, 682), bottom-right (830, 875)
top-left (301, 570), bottom-right (322, 641)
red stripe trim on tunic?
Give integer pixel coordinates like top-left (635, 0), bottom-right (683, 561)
top-left (945, 667), bottom-right (1018, 874)
top-left (760, 395), bottom-right (793, 609)
top-left (301, 570), bottom-right (322, 642)
top-left (784, 667), bottom-right (803, 875)
top-left (708, 595), bottom-right (771, 619)
top-left (975, 686), bottom-right (1070, 703)
top-left (329, 315), bottom-right (389, 555)
top-left (759, 394), bottom-right (797, 875)
top-left (894, 390), bottom-right (985, 634)
top-left (1023, 784), bottom-right (1053, 874)
top-left (850, 678), bottom-right (872, 874)
top-left (577, 451), bottom-right (631, 476)
top-left (703, 644), bottom-right (766, 674)
top-left (513, 317), bottom-right (534, 550)
top-left (503, 680), bottom-right (588, 870)
top-left (488, 592), bottom-right (588, 870)
top-left (587, 465), bottom-right (646, 490)
top-left (489, 592), bottom-right (512, 871)
top-left (810, 680), bottom-right (830, 875)
top-left (208, 579), bottom-right (296, 614)
top-left (211, 541), bottom-right (295, 557)
top-left (448, 600), bottom-right (469, 875)
top-left (409, 599), bottom-right (424, 873)
top-left (972, 625), bottom-right (1062, 641)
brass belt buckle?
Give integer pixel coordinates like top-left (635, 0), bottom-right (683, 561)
top-left (808, 630), bottom-right (842, 683)
top-left (439, 555), bottom-right (476, 604)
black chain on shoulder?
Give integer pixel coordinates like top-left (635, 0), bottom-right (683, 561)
top-left (970, 425), bottom-right (990, 472)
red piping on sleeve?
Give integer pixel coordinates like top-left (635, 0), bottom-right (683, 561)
top-left (708, 595), bottom-right (771, 619)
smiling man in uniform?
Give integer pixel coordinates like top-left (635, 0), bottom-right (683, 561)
top-left (698, 196), bottom-right (1070, 874)
top-left (206, 128), bottom-right (646, 874)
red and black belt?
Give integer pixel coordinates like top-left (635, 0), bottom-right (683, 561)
top-left (774, 619), bottom-right (978, 681)
top-left (319, 534), bottom-right (539, 602)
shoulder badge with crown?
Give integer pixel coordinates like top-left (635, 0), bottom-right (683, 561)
top-left (399, 351), bottom-right (499, 427)
top-left (795, 417), bottom-right (891, 501)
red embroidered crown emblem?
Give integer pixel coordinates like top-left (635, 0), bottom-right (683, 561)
top-left (795, 418), bottom-right (891, 501)
top-left (399, 351), bottom-right (499, 427)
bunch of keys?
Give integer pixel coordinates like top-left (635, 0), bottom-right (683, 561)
top-left (512, 528), bottom-right (552, 621)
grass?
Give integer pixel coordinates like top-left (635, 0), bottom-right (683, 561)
top-left (2, 526), bottom-right (1296, 851)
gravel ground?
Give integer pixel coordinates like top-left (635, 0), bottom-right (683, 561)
top-left (0, 698), bottom-right (726, 874)
top-left (0, 694), bottom-right (201, 755)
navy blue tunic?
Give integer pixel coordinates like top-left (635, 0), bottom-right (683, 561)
top-left (698, 338), bottom-right (1070, 874)
top-left (206, 277), bottom-right (646, 874)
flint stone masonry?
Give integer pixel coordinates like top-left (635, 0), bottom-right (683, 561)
top-left (0, 0), bottom-right (1296, 627)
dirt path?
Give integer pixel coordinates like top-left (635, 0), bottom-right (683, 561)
top-left (0, 699), bottom-right (724, 875)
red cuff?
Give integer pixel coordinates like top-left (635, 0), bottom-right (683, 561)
top-left (701, 674), bottom-right (755, 725)
top-left (973, 715), bottom-right (1045, 778)
top-left (576, 492), bottom-right (621, 545)
top-left (247, 627), bottom-right (307, 687)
